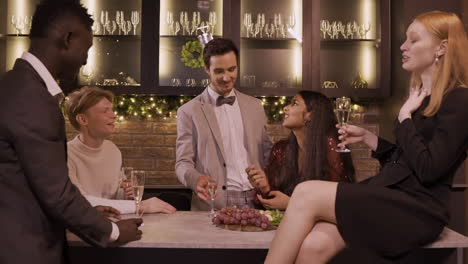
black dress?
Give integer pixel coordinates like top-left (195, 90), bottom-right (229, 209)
top-left (335, 88), bottom-right (468, 258)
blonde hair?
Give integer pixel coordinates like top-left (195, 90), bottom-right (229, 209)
top-left (410, 11), bottom-right (468, 116)
top-left (64, 86), bottom-right (114, 130)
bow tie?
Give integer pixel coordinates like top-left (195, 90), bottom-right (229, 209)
top-left (216, 96), bottom-right (236, 106)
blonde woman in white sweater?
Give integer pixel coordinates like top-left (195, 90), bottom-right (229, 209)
top-left (65, 86), bottom-right (176, 215)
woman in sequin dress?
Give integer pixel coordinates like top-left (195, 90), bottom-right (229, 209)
top-left (246, 91), bottom-right (354, 210)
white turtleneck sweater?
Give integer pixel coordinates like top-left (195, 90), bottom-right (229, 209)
top-left (67, 135), bottom-right (135, 213)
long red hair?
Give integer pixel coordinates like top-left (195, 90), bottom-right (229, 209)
top-left (410, 11), bottom-right (468, 116)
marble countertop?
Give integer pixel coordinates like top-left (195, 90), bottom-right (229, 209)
top-left (67, 211), bottom-right (468, 249)
top-left (67, 211), bottom-right (275, 249)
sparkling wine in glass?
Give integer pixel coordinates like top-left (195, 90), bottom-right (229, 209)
top-left (334, 96), bottom-right (352, 153)
top-left (132, 170), bottom-right (146, 215)
top-left (207, 178), bottom-right (217, 217)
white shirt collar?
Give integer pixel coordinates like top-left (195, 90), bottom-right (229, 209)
top-left (21, 51), bottom-right (63, 97)
top-left (207, 85), bottom-right (236, 104)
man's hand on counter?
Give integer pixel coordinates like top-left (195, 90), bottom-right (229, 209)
top-left (116, 218), bottom-right (143, 243)
top-left (95, 205), bottom-right (121, 219)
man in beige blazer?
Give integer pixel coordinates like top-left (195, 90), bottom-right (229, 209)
top-left (176, 38), bottom-right (272, 211)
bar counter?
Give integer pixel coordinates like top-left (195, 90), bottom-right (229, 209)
top-left (67, 211), bottom-right (275, 249)
top-left (67, 212), bottom-right (465, 264)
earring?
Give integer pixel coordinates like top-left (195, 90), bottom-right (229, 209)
top-left (435, 56), bottom-right (439, 62)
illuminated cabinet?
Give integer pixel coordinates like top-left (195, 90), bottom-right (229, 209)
top-left (0, 0), bottom-right (143, 94)
top-left (157, 0), bottom-right (224, 95)
top-left (317, 0), bottom-right (390, 97)
top-left (0, 0), bottom-right (40, 80)
top-left (156, 0), bottom-right (390, 97)
top-left (0, 0), bottom-right (390, 97)
top-left (238, 0), bottom-right (303, 96)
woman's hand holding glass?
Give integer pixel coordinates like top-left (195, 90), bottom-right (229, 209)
top-left (337, 124), bottom-right (378, 151)
top-left (245, 165), bottom-right (271, 195)
top-left (120, 167), bottom-right (134, 199)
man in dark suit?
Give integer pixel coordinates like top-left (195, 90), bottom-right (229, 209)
top-left (0, 1), bottom-right (142, 263)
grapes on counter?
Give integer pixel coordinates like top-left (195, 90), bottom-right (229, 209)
top-left (212, 205), bottom-right (272, 230)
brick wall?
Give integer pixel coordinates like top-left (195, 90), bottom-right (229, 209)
top-left (65, 103), bottom-right (381, 187)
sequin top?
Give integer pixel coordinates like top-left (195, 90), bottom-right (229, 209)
top-left (265, 137), bottom-right (351, 195)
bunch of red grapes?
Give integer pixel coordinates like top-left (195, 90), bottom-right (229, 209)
top-left (212, 205), bottom-right (271, 230)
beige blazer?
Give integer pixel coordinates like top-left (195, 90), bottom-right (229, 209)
top-left (176, 88), bottom-right (272, 210)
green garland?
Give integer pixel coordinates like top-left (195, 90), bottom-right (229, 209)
top-left (113, 95), bottom-right (290, 123)
top-left (180, 40), bottom-right (205, 68)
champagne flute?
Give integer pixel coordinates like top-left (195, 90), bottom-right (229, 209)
top-left (131, 11), bottom-right (140, 35)
top-left (132, 170), bottom-right (146, 215)
top-left (207, 178), bottom-right (217, 217)
top-left (334, 97), bottom-right (352, 153)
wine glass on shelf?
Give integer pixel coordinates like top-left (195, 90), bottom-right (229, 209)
top-left (320, 20), bottom-right (330, 39)
top-left (362, 22), bottom-right (371, 39)
top-left (243, 13), bottom-right (252, 38)
top-left (14, 16), bottom-right (25, 36)
top-left (23, 16), bottom-right (31, 34)
top-left (123, 21), bottom-right (132, 35)
top-left (207, 178), bottom-right (217, 217)
top-left (131, 170), bottom-right (146, 215)
top-left (100, 10), bottom-right (109, 35)
top-left (259, 13), bottom-right (265, 38)
top-left (287, 13), bottom-right (296, 30)
top-left (106, 21), bottom-right (117, 35)
top-left (334, 97), bottom-right (352, 153)
top-left (116, 11), bottom-right (122, 35)
top-left (173, 21), bottom-right (180, 36)
top-left (131, 11), bottom-right (140, 35)
top-left (92, 21), bottom-right (101, 35)
top-left (208, 11), bottom-right (216, 34)
top-left (119, 167), bottom-right (133, 199)
top-left (166, 11), bottom-right (174, 35)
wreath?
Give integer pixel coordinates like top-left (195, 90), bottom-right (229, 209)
top-left (180, 40), bottom-right (205, 68)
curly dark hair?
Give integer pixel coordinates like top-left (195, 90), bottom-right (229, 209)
top-left (271, 91), bottom-right (355, 196)
top-left (203, 38), bottom-right (239, 69)
top-left (30, 0), bottom-right (93, 38)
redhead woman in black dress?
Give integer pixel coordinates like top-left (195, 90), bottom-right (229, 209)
top-left (265, 10), bottom-right (468, 263)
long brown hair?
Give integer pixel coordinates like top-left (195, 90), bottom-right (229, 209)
top-left (269, 91), bottom-right (354, 196)
top-left (411, 11), bottom-right (468, 116)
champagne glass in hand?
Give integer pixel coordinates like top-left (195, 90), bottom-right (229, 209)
top-left (120, 167), bottom-right (133, 199)
top-left (334, 96), bottom-right (352, 152)
top-left (207, 178), bottom-right (217, 217)
top-left (131, 170), bottom-right (146, 215)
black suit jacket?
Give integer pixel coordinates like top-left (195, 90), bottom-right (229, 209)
top-left (369, 88), bottom-right (468, 223)
top-left (0, 59), bottom-right (112, 264)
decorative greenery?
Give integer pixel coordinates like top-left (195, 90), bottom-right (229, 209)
top-left (180, 40), bottom-right (205, 69)
top-left (113, 95), bottom-right (290, 123)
